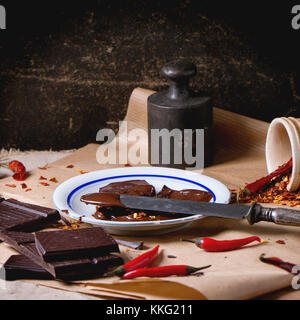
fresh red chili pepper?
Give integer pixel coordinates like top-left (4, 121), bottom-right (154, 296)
top-left (182, 236), bottom-right (261, 252)
top-left (113, 244), bottom-right (160, 277)
top-left (259, 254), bottom-right (298, 274)
top-left (121, 264), bottom-right (211, 279)
top-left (242, 158), bottom-right (292, 195)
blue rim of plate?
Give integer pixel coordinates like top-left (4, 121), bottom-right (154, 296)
top-left (53, 173), bottom-right (220, 226)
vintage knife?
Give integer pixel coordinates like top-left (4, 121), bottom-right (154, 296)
top-left (119, 195), bottom-right (300, 227)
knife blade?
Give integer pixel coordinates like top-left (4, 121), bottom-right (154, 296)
top-left (119, 195), bottom-right (300, 227)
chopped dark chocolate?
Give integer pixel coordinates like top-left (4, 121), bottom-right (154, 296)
top-left (34, 227), bottom-right (120, 262)
top-left (82, 181), bottom-right (213, 222)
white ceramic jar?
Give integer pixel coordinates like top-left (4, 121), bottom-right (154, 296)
top-left (265, 117), bottom-right (300, 191)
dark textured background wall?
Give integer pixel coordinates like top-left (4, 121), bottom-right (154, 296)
top-left (0, 0), bottom-right (299, 150)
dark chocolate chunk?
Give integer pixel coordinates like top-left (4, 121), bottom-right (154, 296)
top-left (157, 185), bottom-right (213, 202)
top-left (0, 199), bottom-right (60, 232)
top-left (34, 227), bottom-right (120, 262)
top-left (99, 180), bottom-right (155, 197)
top-left (1, 253), bottom-right (123, 281)
top-left (1, 255), bottom-right (53, 281)
top-left (80, 193), bottom-right (125, 207)
top-left (50, 254), bottom-right (123, 280)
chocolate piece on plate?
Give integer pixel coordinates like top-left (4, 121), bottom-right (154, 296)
top-left (157, 185), bottom-right (213, 202)
top-left (34, 227), bottom-right (120, 262)
top-left (0, 199), bottom-right (60, 232)
top-left (99, 180), bottom-right (155, 197)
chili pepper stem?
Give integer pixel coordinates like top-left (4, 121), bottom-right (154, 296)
top-left (186, 265), bottom-right (212, 275)
top-left (181, 239), bottom-right (196, 243)
top-left (259, 253), bottom-right (266, 261)
top-left (112, 266), bottom-right (126, 277)
top-left (181, 238), bottom-right (202, 247)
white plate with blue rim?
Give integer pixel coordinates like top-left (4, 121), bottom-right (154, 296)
top-left (52, 167), bottom-right (231, 236)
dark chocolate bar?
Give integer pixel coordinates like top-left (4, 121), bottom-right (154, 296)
top-left (1, 253), bottom-right (123, 281)
top-left (0, 199), bottom-right (123, 279)
top-left (0, 199), bottom-right (60, 232)
top-left (0, 228), bottom-right (123, 279)
top-left (34, 227), bottom-right (120, 262)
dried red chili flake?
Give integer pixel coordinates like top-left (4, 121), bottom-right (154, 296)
top-left (66, 165), bottom-right (74, 169)
top-left (232, 172), bottom-right (300, 207)
top-left (276, 240), bottom-right (286, 245)
top-left (241, 158), bottom-right (292, 195)
top-left (61, 210), bottom-right (69, 215)
top-left (38, 164), bottom-right (48, 170)
top-left (77, 169), bottom-right (89, 174)
top-left (39, 176), bottom-right (47, 180)
top-left (21, 183), bottom-right (27, 189)
top-left (5, 184), bottom-right (16, 188)
top-left (49, 177), bottom-right (58, 183)
top-left (39, 182), bottom-right (50, 187)
top-left (25, 188), bottom-right (32, 192)
top-left (124, 164), bottom-right (132, 167)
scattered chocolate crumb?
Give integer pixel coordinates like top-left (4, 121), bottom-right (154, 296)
top-left (167, 255), bottom-right (177, 259)
top-left (66, 165), bottom-right (74, 168)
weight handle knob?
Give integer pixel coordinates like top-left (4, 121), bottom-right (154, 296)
top-left (161, 60), bottom-right (197, 100)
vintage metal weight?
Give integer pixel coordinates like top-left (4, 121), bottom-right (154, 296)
top-left (148, 60), bottom-right (213, 169)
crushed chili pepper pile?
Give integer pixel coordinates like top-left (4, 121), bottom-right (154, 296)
top-left (231, 158), bottom-right (300, 207)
